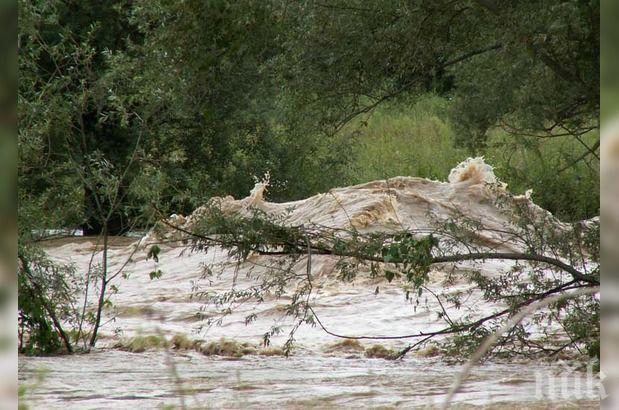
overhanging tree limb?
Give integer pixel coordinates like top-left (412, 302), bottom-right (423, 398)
top-left (156, 212), bottom-right (598, 285)
top-left (306, 278), bottom-right (590, 341)
top-left (331, 43), bottom-right (503, 133)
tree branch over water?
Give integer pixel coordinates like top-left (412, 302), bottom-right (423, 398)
top-left (155, 196), bottom-right (599, 359)
top-left (157, 212), bottom-right (598, 286)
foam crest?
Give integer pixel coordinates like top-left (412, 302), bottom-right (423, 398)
top-left (448, 157), bottom-right (497, 185)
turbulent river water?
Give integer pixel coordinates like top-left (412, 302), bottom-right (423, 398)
top-left (19, 159), bottom-right (600, 408)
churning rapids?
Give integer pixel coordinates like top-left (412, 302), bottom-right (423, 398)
top-left (19, 158), bottom-right (599, 409)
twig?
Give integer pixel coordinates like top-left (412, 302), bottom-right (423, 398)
top-left (440, 286), bottom-right (599, 409)
top-left (306, 278), bottom-right (590, 341)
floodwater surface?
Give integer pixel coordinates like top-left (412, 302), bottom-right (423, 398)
top-left (19, 350), bottom-right (599, 409)
top-left (20, 159), bottom-right (600, 408)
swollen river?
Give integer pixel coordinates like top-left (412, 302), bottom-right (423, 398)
top-left (20, 350), bottom-right (599, 408)
top-left (19, 159), bottom-right (600, 408)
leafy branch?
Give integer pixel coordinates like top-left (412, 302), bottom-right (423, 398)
top-left (157, 195), bottom-right (598, 360)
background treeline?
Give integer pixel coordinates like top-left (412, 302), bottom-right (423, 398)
top-left (19, 0), bottom-right (599, 239)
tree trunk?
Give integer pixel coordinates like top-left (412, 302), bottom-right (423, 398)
top-left (82, 186), bottom-right (128, 236)
top-left (89, 223), bottom-right (108, 347)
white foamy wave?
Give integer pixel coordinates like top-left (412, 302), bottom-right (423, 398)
top-left (247, 171), bottom-right (271, 206)
top-left (448, 156), bottom-right (497, 185)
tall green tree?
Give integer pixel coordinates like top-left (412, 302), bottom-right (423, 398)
top-left (19, 0), bottom-right (161, 353)
top-left (19, 0), bottom-right (149, 235)
top-left (127, 0), bottom-right (354, 205)
top-left (274, 0), bottom-right (599, 152)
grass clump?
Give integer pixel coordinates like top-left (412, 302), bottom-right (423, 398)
top-left (114, 305), bottom-right (156, 317)
top-left (364, 344), bottom-right (398, 360)
top-left (324, 338), bottom-right (364, 353)
top-left (171, 334), bottom-right (201, 350)
top-left (200, 338), bottom-right (255, 358)
top-left (258, 346), bottom-right (285, 356)
top-left (416, 344), bottom-right (441, 358)
top-left (117, 334), bottom-right (169, 353)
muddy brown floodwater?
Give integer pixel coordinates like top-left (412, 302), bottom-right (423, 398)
top-left (20, 159), bottom-right (600, 408)
top-left (19, 351), bottom-right (599, 409)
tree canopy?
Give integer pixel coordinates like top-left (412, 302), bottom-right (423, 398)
top-left (19, 0), bottom-right (599, 235)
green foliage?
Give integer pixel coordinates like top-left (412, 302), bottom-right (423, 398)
top-left (346, 93), bottom-right (599, 221)
top-left (346, 95), bottom-right (466, 182)
top-left (120, 0), bottom-right (355, 206)
top-left (147, 243), bottom-right (163, 280)
top-left (442, 196), bottom-right (600, 360)
top-left (18, 246), bottom-right (78, 355)
top-left (149, 270), bottom-right (163, 280)
top-left (19, 0), bottom-right (183, 236)
top-left (381, 233), bottom-right (437, 285)
top-left (443, 327), bottom-right (493, 358)
top-left (146, 245), bottom-right (160, 263)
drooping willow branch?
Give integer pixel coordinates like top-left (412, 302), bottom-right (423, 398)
top-left (155, 211), bottom-right (599, 286)
top-left (154, 205), bottom-right (598, 358)
top-left (306, 278), bottom-right (587, 341)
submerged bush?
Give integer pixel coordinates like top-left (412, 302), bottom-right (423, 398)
top-left (324, 339), bottom-right (364, 353)
top-left (200, 338), bottom-right (255, 358)
top-left (171, 334), bottom-right (201, 350)
top-left (364, 344), bottom-right (397, 360)
top-left (258, 347), bottom-right (285, 356)
top-left (415, 344), bottom-right (441, 358)
top-left (116, 335), bottom-right (169, 353)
